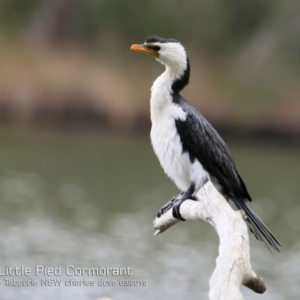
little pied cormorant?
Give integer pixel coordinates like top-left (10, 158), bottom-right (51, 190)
top-left (131, 35), bottom-right (281, 252)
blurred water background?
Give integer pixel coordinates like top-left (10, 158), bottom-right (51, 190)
top-left (0, 1), bottom-right (299, 300)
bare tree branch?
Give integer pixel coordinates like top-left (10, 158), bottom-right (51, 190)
top-left (153, 181), bottom-right (266, 299)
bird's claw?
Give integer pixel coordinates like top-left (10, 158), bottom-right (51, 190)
top-left (172, 201), bottom-right (186, 221)
top-left (157, 191), bottom-right (197, 220)
top-left (157, 196), bottom-right (176, 217)
top-left (157, 196), bottom-right (186, 221)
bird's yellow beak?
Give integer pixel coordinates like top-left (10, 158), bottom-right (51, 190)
top-left (130, 44), bottom-right (159, 58)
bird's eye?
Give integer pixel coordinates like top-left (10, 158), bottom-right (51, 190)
top-left (146, 45), bottom-right (160, 52)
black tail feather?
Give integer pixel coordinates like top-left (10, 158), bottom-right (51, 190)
top-left (231, 199), bottom-right (281, 252)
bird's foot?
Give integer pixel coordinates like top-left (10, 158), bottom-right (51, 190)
top-left (157, 195), bottom-right (177, 218)
top-left (157, 190), bottom-right (197, 221)
top-left (172, 192), bottom-right (197, 221)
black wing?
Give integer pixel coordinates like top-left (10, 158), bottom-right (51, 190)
top-left (173, 96), bottom-right (283, 251)
top-left (174, 95), bottom-right (251, 202)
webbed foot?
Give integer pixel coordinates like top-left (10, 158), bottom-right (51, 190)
top-left (157, 184), bottom-right (197, 221)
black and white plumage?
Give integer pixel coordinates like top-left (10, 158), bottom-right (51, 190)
top-left (131, 35), bottom-right (281, 251)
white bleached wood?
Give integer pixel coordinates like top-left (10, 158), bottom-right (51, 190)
top-left (153, 181), bottom-right (266, 299)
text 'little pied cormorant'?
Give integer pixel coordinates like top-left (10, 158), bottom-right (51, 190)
top-left (131, 35), bottom-right (281, 252)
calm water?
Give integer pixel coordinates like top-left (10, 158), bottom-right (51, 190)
top-left (0, 127), bottom-right (299, 300)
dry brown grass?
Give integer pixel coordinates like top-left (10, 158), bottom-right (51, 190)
top-left (0, 39), bottom-right (298, 134)
top-left (0, 40), bottom-right (142, 128)
top-left (0, 39), bottom-right (232, 129)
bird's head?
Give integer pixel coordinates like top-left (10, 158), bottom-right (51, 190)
top-left (131, 35), bottom-right (190, 91)
top-left (131, 35), bottom-right (187, 66)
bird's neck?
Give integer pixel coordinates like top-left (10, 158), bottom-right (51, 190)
top-left (150, 60), bottom-right (190, 118)
top-left (170, 57), bottom-right (190, 94)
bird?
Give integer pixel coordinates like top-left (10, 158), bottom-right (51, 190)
top-left (131, 35), bottom-right (281, 252)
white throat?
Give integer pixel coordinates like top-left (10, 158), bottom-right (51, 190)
top-left (150, 67), bottom-right (186, 125)
top-left (149, 42), bottom-right (188, 124)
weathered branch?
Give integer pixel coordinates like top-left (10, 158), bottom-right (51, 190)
top-left (153, 181), bottom-right (266, 300)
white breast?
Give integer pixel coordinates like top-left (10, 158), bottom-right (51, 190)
top-left (150, 72), bottom-right (210, 192)
top-left (151, 115), bottom-right (191, 191)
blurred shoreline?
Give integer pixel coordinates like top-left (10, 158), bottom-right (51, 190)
top-left (0, 40), bottom-right (299, 147)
